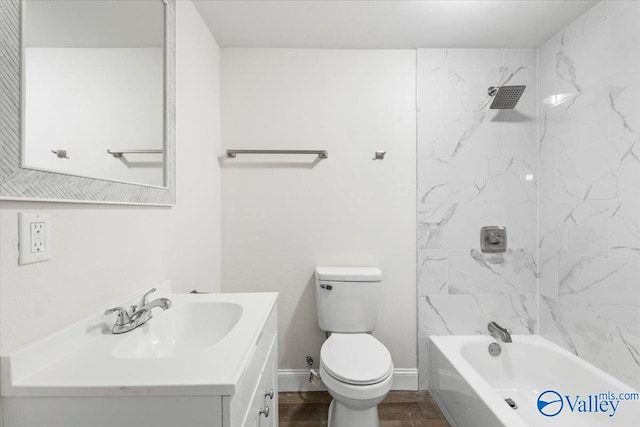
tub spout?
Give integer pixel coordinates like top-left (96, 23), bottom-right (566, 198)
top-left (488, 322), bottom-right (512, 343)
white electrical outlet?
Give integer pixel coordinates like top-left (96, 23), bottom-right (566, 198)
top-left (19, 213), bottom-right (52, 265)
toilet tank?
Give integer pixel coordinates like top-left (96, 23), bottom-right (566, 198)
top-left (315, 266), bottom-right (382, 333)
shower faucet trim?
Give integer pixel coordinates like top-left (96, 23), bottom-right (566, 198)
top-left (488, 321), bottom-right (512, 343)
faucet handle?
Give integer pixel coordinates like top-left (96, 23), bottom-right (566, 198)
top-left (105, 306), bottom-right (132, 326)
top-left (137, 287), bottom-right (157, 308)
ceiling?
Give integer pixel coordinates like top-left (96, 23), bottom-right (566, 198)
top-left (194, 0), bottom-right (598, 49)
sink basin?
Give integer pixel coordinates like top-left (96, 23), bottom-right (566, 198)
top-left (1, 289), bottom-right (278, 401)
top-left (112, 302), bottom-right (243, 359)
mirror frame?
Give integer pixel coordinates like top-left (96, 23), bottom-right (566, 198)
top-left (0, 0), bottom-right (176, 205)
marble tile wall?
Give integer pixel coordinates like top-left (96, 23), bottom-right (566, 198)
top-left (537, 1), bottom-right (640, 389)
top-left (417, 48), bottom-right (538, 389)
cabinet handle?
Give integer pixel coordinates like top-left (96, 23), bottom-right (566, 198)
top-left (259, 406), bottom-right (270, 418)
top-left (265, 389), bottom-right (274, 399)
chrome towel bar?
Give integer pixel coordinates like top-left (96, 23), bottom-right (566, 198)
top-left (107, 149), bottom-right (163, 158)
top-left (226, 149), bottom-right (328, 159)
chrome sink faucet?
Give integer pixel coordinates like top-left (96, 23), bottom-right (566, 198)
top-left (488, 321), bottom-right (512, 343)
top-left (105, 288), bottom-right (172, 334)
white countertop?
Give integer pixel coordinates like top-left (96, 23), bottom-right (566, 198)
top-left (1, 288), bottom-right (278, 397)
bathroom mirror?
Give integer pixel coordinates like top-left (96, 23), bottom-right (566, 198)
top-left (0, 0), bottom-right (175, 205)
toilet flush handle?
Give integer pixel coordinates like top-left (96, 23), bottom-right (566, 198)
top-left (320, 284), bottom-right (333, 290)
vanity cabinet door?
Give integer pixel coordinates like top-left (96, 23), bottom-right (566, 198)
top-left (245, 334), bottom-right (278, 427)
top-left (243, 372), bottom-right (265, 427)
top-left (260, 334), bottom-right (278, 427)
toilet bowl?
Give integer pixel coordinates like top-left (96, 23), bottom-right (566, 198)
top-left (314, 266), bottom-right (393, 427)
top-left (320, 333), bottom-right (394, 427)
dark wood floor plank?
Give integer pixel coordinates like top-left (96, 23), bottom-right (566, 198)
top-left (279, 423), bottom-right (328, 427)
top-left (378, 402), bottom-right (424, 421)
top-left (380, 390), bottom-right (430, 403)
top-left (279, 403), bottom-right (330, 421)
top-left (419, 401), bottom-right (448, 420)
top-left (380, 421), bottom-right (450, 427)
top-left (279, 391), bottom-right (333, 405)
top-left (279, 390), bottom-right (450, 426)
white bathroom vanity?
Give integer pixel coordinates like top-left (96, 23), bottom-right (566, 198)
top-left (0, 286), bottom-right (278, 427)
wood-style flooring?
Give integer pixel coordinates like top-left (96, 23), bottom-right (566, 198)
top-left (279, 391), bottom-right (451, 427)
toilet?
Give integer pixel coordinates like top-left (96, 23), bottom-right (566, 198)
top-left (315, 266), bottom-right (394, 427)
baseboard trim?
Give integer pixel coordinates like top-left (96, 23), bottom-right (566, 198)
top-left (391, 368), bottom-right (419, 390)
top-left (279, 369), bottom-right (327, 392)
top-left (278, 368), bottom-right (418, 392)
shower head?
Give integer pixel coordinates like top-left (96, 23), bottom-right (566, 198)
top-left (487, 85), bottom-right (526, 109)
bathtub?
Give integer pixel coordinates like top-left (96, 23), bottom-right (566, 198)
top-left (429, 335), bottom-right (640, 427)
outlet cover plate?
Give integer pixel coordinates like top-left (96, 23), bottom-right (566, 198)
top-left (19, 212), bottom-right (52, 265)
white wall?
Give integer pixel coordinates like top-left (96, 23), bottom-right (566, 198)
top-left (220, 48), bottom-right (417, 371)
top-left (0, 0), bottom-right (221, 355)
top-left (24, 47), bottom-right (164, 187)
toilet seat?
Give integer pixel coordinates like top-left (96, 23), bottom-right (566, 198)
top-left (321, 333), bottom-right (393, 385)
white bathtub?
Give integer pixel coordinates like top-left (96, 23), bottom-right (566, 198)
top-left (429, 335), bottom-right (640, 427)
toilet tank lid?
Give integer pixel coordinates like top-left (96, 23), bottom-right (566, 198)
top-left (315, 266), bottom-right (382, 282)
